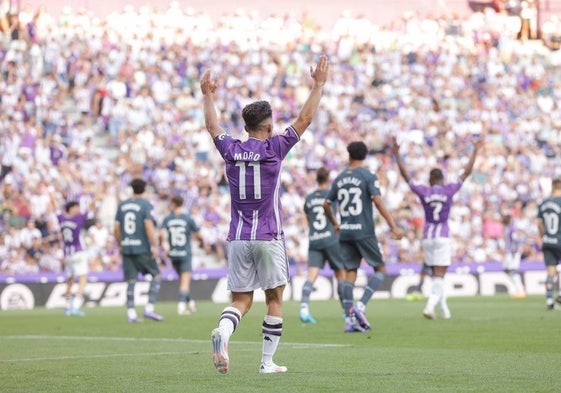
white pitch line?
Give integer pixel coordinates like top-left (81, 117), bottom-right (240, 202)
top-left (1, 335), bottom-right (349, 363)
top-left (1, 351), bottom-right (186, 363)
top-left (3, 335), bottom-right (209, 344)
top-left (0, 335), bottom-right (350, 349)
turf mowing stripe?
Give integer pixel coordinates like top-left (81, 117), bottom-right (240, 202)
top-left (0, 335), bottom-right (350, 348)
top-left (0, 351), bottom-right (189, 362)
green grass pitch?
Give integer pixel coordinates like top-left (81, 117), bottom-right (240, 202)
top-left (1, 296), bottom-right (560, 393)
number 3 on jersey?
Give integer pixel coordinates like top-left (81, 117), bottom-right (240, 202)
top-left (312, 205), bottom-right (327, 231)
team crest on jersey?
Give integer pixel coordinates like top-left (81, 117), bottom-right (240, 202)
top-left (374, 180), bottom-right (380, 188)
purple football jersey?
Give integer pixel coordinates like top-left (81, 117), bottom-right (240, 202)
top-left (57, 213), bottom-right (88, 256)
top-left (213, 126), bottom-right (300, 241)
top-left (408, 181), bottom-right (461, 239)
top-left (504, 221), bottom-right (520, 254)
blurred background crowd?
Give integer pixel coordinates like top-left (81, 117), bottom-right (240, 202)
top-left (1, 1), bottom-right (560, 275)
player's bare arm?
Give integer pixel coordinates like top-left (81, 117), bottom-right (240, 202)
top-left (373, 195), bottom-right (403, 240)
top-left (460, 138), bottom-right (484, 182)
top-left (195, 232), bottom-right (204, 249)
top-left (322, 199), bottom-right (340, 235)
top-left (201, 69), bottom-right (226, 139)
top-left (292, 54), bottom-right (329, 136)
top-left (159, 229), bottom-right (169, 253)
top-left (145, 219), bottom-right (159, 259)
top-left (537, 219), bottom-right (545, 238)
top-left (113, 222), bottom-right (121, 248)
top-left (391, 136), bottom-right (411, 183)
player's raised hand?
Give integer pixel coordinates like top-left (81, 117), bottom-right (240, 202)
top-left (200, 69), bottom-right (218, 95)
top-left (391, 136), bottom-right (400, 154)
top-left (473, 137), bottom-right (485, 151)
top-left (310, 55), bottom-right (329, 87)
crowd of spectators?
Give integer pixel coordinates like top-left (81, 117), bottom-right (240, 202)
top-left (1, 2), bottom-right (560, 276)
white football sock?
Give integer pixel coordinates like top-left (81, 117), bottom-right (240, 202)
top-left (261, 315), bottom-right (282, 365)
top-left (426, 277), bottom-right (443, 311)
top-left (72, 294), bottom-right (83, 310)
top-left (127, 308), bottom-right (137, 320)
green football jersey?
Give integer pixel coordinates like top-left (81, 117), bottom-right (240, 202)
top-left (115, 197), bottom-right (154, 255)
top-left (326, 166), bottom-right (381, 241)
top-left (538, 196), bottom-right (561, 249)
top-left (161, 212), bottom-right (200, 258)
top-left (304, 189), bottom-right (338, 250)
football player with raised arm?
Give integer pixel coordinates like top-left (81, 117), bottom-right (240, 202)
top-left (202, 55), bottom-right (329, 374)
top-left (392, 136), bottom-right (483, 319)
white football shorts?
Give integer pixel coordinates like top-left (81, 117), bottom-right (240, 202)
top-left (422, 237), bottom-right (452, 267)
top-left (65, 251), bottom-right (89, 277)
top-left (503, 252), bottom-right (521, 271)
top-left (227, 239), bottom-right (289, 292)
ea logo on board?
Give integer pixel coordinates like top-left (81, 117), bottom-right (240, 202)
top-left (0, 284), bottom-right (35, 310)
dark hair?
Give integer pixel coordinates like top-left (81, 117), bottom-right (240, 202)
top-left (171, 195), bottom-right (184, 207)
top-left (65, 201), bottom-right (79, 213)
top-left (553, 178), bottom-right (561, 190)
top-left (130, 178), bottom-right (147, 195)
top-left (316, 167), bottom-right (330, 184)
top-left (429, 168), bottom-right (444, 184)
top-left (347, 141), bottom-right (368, 161)
top-left (241, 100), bottom-right (272, 131)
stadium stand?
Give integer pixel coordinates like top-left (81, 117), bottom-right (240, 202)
top-left (1, 2), bottom-right (560, 276)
